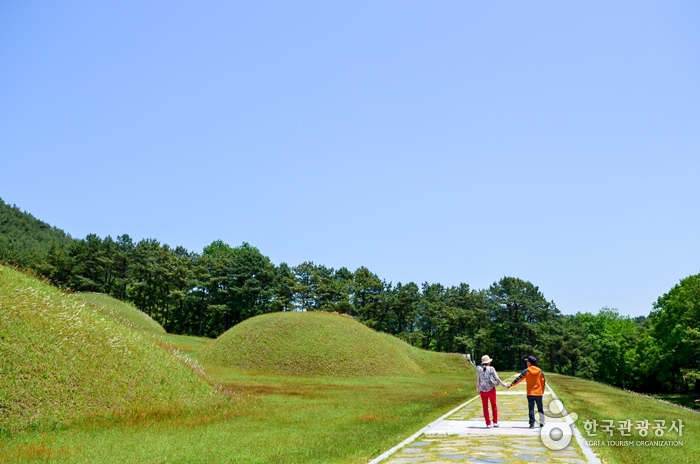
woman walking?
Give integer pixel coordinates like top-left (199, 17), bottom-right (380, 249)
top-left (465, 354), bottom-right (509, 428)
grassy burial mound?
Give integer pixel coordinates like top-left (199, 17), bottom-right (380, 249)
top-left (0, 266), bottom-right (218, 433)
top-left (200, 311), bottom-right (466, 376)
top-left (75, 292), bottom-right (165, 334)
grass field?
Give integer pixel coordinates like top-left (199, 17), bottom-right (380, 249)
top-left (4, 266), bottom-right (698, 463)
top-left (549, 374), bottom-right (699, 464)
top-left (0, 266), bottom-right (476, 462)
top-left (155, 332), bottom-right (212, 360)
top-left (1, 353), bottom-right (474, 463)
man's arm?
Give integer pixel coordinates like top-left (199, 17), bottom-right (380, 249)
top-left (540, 370), bottom-right (546, 390)
top-left (509, 368), bottom-right (528, 388)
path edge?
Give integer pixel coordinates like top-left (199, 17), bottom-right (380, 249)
top-left (368, 379), bottom-right (603, 464)
top-left (546, 383), bottom-right (602, 464)
top-left (367, 394), bottom-right (480, 464)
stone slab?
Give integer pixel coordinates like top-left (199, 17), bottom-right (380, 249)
top-left (425, 420), bottom-right (568, 436)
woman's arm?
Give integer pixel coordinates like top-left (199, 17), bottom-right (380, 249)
top-left (463, 354), bottom-right (478, 372)
top-left (492, 368), bottom-right (509, 388)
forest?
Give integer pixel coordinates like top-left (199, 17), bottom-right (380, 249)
top-left (1, 198), bottom-right (698, 396)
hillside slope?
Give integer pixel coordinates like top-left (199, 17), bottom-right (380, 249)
top-left (550, 374), bottom-right (698, 464)
top-left (76, 292), bottom-right (165, 334)
top-left (200, 311), bottom-right (466, 377)
top-left (0, 266), bottom-right (218, 433)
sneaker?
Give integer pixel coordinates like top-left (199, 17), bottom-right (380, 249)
top-left (540, 423), bottom-right (544, 428)
top-left (529, 424), bottom-right (534, 429)
top-left (486, 424), bottom-right (492, 428)
top-left (493, 423), bottom-right (499, 428)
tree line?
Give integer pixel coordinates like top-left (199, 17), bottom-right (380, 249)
top-left (29, 233), bottom-right (698, 396)
top-left (0, 199), bottom-right (697, 396)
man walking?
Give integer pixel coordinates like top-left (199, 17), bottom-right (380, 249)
top-left (508, 355), bottom-right (546, 429)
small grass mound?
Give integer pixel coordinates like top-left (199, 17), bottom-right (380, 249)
top-left (75, 292), bottom-right (165, 334)
top-left (0, 266), bottom-right (219, 433)
top-left (200, 311), bottom-right (466, 377)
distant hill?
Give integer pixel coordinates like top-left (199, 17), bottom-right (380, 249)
top-left (200, 311), bottom-right (467, 377)
top-left (0, 198), bottom-right (73, 268)
top-left (75, 292), bottom-right (166, 334)
top-left (0, 265), bottom-right (219, 433)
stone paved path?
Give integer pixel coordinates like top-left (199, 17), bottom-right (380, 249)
top-left (369, 378), bottom-right (601, 464)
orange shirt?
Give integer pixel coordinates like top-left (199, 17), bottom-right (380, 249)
top-left (511, 366), bottom-right (546, 396)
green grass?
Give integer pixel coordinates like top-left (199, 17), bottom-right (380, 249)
top-left (10, 267), bottom-right (697, 463)
top-left (200, 311), bottom-right (466, 377)
top-left (0, 268), bottom-right (478, 462)
top-left (75, 292), bottom-right (165, 334)
top-left (549, 374), bottom-right (699, 464)
top-left (154, 333), bottom-right (213, 360)
top-left (0, 265), bottom-right (220, 434)
top-left (0, 361), bottom-right (475, 463)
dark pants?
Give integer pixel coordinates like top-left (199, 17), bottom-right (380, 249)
top-left (527, 395), bottom-right (544, 426)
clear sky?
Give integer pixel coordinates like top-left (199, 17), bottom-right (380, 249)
top-left (2, 1), bottom-right (699, 317)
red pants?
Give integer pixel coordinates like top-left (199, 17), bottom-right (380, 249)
top-left (480, 389), bottom-right (498, 425)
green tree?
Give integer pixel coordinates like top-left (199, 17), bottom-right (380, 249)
top-left (574, 308), bottom-right (641, 388)
top-left (37, 240), bottom-right (73, 287)
top-left (486, 277), bottom-right (558, 370)
top-left (643, 274), bottom-right (700, 392)
top-left (387, 281), bottom-right (421, 335)
top-left (271, 262), bottom-right (296, 312)
top-left (415, 283), bottom-right (449, 351)
top-left (0, 198), bottom-right (74, 269)
top-left (329, 267), bottom-right (354, 315)
top-left (126, 238), bottom-right (164, 319)
top-left (200, 240), bottom-right (276, 334)
top-left (292, 261), bottom-right (317, 311)
top-left (352, 267), bottom-right (383, 326)
top-left (67, 234), bottom-right (112, 292)
top-left (444, 284), bottom-right (489, 354)
top-left (544, 315), bottom-right (596, 378)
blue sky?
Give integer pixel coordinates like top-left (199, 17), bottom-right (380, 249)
top-left (2, 1), bottom-right (699, 316)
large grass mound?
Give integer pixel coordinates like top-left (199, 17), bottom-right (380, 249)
top-left (200, 311), bottom-right (466, 376)
top-left (0, 266), bottom-right (219, 433)
top-left (75, 292), bottom-right (165, 334)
